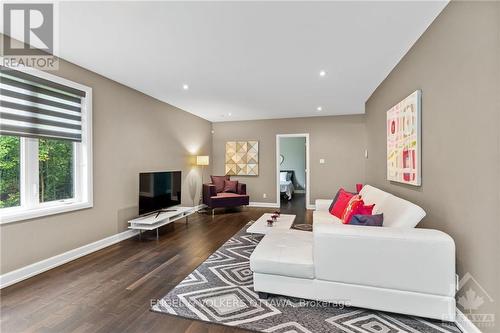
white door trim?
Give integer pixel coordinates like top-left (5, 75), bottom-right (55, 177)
top-left (276, 133), bottom-right (310, 208)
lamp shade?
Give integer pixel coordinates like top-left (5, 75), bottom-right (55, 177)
top-left (196, 155), bottom-right (210, 166)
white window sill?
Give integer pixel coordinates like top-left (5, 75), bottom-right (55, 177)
top-left (0, 201), bottom-right (93, 225)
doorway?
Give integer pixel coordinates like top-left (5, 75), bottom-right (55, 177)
top-left (276, 134), bottom-right (310, 215)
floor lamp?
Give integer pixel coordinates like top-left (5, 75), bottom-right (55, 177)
top-left (196, 155), bottom-right (210, 209)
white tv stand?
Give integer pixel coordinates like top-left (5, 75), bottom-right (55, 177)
top-left (128, 206), bottom-right (195, 240)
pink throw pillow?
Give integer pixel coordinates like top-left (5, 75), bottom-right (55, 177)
top-left (223, 180), bottom-right (238, 193)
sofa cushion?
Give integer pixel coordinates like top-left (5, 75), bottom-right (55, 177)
top-left (208, 192), bottom-right (249, 208)
top-left (313, 210), bottom-right (343, 225)
top-left (374, 195), bottom-right (426, 228)
top-left (250, 230), bottom-right (314, 279)
top-left (223, 180), bottom-right (238, 193)
top-left (359, 185), bottom-right (391, 207)
top-left (211, 175), bottom-right (229, 193)
top-left (214, 192), bottom-right (242, 198)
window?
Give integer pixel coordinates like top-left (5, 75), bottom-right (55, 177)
top-left (0, 135), bottom-right (21, 208)
top-left (0, 66), bottom-right (92, 223)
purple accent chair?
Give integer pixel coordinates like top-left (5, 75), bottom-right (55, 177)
top-left (203, 181), bottom-right (249, 215)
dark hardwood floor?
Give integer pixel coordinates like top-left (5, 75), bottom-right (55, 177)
top-left (0, 205), bottom-right (311, 333)
top-left (280, 193), bottom-right (306, 218)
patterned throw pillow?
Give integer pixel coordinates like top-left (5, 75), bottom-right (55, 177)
top-left (329, 189), bottom-right (355, 218)
top-left (350, 214), bottom-right (384, 227)
top-left (211, 175), bottom-right (230, 193)
top-left (223, 180), bottom-right (239, 193)
top-left (341, 195), bottom-right (364, 224)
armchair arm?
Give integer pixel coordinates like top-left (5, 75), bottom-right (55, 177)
top-left (203, 183), bottom-right (217, 204)
top-left (313, 223), bottom-right (456, 298)
top-left (237, 182), bottom-right (247, 195)
top-left (315, 199), bottom-right (332, 211)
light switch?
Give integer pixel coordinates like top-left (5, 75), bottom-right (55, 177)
top-left (319, 159), bottom-right (325, 164)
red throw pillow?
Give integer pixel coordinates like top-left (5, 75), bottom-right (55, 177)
top-left (223, 180), bottom-right (238, 193)
top-left (329, 189), bottom-right (354, 218)
top-left (211, 175), bottom-right (230, 193)
top-left (357, 204), bottom-right (375, 216)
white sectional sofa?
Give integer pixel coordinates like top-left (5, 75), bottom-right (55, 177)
top-left (250, 185), bottom-right (457, 321)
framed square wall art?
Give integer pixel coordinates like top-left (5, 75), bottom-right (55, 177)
top-left (225, 141), bottom-right (259, 176)
top-left (386, 90), bottom-right (421, 186)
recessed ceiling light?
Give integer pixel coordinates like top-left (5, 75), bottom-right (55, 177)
top-left (319, 70), bottom-right (326, 77)
top-left (316, 106), bottom-right (323, 112)
top-left (228, 112), bottom-right (232, 116)
top-left (182, 84), bottom-right (189, 90)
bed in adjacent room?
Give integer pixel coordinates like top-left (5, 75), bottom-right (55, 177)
top-left (280, 171), bottom-right (295, 200)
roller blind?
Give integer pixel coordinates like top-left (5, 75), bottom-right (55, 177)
top-left (0, 66), bottom-right (86, 142)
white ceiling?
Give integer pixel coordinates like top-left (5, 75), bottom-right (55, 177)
top-left (54, 1), bottom-right (447, 122)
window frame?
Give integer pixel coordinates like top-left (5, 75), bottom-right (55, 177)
top-left (0, 67), bottom-right (93, 224)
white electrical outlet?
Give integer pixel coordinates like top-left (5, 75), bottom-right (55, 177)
top-left (263, 193), bottom-right (267, 199)
top-left (319, 158), bottom-right (325, 164)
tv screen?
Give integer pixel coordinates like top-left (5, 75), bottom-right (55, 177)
top-left (139, 171), bottom-right (182, 215)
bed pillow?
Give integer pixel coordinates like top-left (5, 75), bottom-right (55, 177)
top-left (211, 175), bottom-right (230, 193)
top-left (280, 172), bottom-right (287, 182)
top-left (223, 180), bottom-right (239, 193)
top-left (329, 189), bottom-right (355, 218)
top-left (350, 214), bottom-right (384, 227)
top-left (328, 189), bottom-right (355, 212)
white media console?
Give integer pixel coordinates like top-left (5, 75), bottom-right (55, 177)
top-left (128, 206), bottom-right (195, 239)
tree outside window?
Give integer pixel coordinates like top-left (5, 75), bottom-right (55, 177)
top-left (39, 139), bottom-right (74, 203)
top-left (0, 136), bottom-right (21, 208)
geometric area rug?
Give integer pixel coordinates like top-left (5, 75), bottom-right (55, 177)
top-left (152, 223), bottom-right (461, 333)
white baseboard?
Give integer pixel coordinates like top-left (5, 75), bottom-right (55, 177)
top-left (0, 229), bottom-right (139, 289)
top-left (0, 204), bottom-right (206, 289)
top-left (455, 309), bottom-right (483, 333)
top-left (248, 202), bottom-right (280, 208)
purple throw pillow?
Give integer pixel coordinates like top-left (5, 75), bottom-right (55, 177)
top-left (223, 180), bottom-right (239, 193)
top-left (211, 175), bottom-right (230, 193)
top-left (349, 214), bottom-right (384, 227)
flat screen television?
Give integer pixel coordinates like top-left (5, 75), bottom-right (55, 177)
top-left (139, 171), bottom-right (182, 216)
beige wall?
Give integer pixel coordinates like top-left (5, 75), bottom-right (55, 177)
top-left (0, 57), bottom-right (212, 274)
top-left (212, 116), bottom-right (366, 206)
top-left (364, 2), bottom-right (500, 329)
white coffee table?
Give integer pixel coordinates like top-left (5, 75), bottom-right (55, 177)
top-left (246, 213), bottom-right (296, 235)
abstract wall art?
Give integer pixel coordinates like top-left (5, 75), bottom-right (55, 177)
top-left (387, 90), bottom-right (421, 186)
top-left (225, 141), bottom-right (259, 176)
